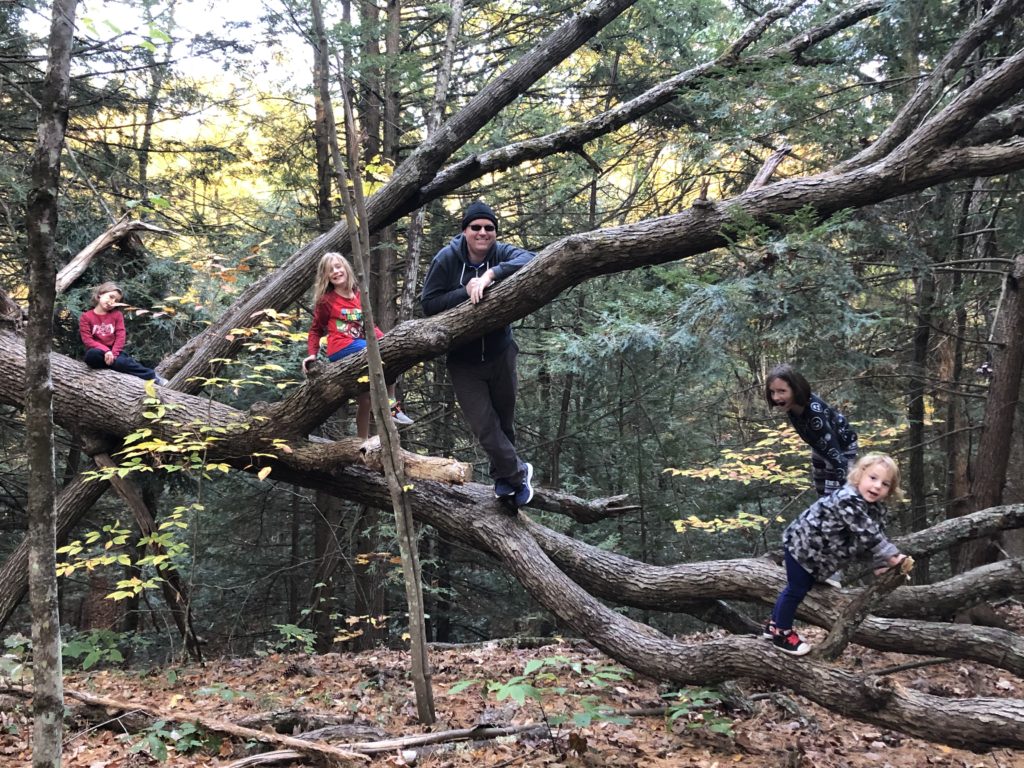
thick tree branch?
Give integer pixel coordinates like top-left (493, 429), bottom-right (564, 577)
top-left (418, 0), bottom-right (884, 203)
top-left (837, 0), bottom-right (1024, 171)
top-left (54, 217), bottom-right (173, 294)
top-left (158, 0), bottom-right (638, 389)
top-left (880, 45), bottom-right (1024, 169)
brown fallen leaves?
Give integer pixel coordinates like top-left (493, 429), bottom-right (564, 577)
top-left (2, 635), bottom-right (1023, 767)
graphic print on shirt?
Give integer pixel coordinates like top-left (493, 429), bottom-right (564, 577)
top-left (89, 321), bottom-right (116, 340)
top-left (336, 308), bottom-right (365, 340)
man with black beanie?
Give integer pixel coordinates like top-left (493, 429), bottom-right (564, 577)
top-left (421, 201), bottom-right (537, 507)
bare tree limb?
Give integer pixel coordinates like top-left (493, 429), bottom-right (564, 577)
top-left (815, 556), bottom-right (916, 660)
top-left (54, 218), bottom-right (174, 295)
top-left (61, 688), bottom-right (369, 764)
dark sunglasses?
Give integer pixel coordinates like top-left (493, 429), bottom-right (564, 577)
top-left (468, 224), bottom-right (495, 232)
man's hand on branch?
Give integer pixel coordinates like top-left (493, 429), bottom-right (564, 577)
top-left (466, 270), bottom-right (495, 304)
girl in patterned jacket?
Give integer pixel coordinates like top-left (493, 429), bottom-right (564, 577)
top-left (765, 363), bottom-right (858, 497)
top-left (302, 253), bottom-right (413, 438)
top-left (764, 453), bottom-right (907, 656)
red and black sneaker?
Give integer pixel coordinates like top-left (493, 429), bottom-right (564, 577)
top-left (761, 620), bottom-right (777, 640)
top-left (772, 629), bottom-right (811, 656)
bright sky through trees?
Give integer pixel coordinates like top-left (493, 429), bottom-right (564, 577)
top-left (24, 0), bottom-right (310, 85)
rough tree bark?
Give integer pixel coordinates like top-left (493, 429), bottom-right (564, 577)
top-left (10, 0), bottom-right (1024, 749)
top-left (957, 253), bottom-right (1024, 572)
top-left (24, 0), bottom-right (78, 764)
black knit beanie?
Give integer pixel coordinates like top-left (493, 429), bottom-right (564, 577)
top-left (461, 200), bottom-right (498, 231)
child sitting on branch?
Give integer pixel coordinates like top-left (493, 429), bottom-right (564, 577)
top-left (79, 281), bottom-right (166, 385)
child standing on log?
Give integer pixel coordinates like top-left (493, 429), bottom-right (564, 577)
top-left (302, 252), bottom-right (413, 439)
top-left (79, 281), bottom-right (166, 385)
top-left (764, 453), bottom-right (907, 656)
top-left (765, 363), bottom-right (858, 497)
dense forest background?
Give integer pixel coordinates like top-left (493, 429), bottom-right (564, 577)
top-left (1, 0), bottom-right (1022, 673)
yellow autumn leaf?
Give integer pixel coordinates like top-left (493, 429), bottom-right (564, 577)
top-left (257, 466), bottom-right (272, 481)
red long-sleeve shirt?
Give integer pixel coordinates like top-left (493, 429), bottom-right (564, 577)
top-left (306, 290), bottom-right (382, 358)
top-left (79, 308), bottom-right (126, 357)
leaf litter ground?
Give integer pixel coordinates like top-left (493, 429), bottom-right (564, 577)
top-left (3, 632), bottom-right (1024, 767)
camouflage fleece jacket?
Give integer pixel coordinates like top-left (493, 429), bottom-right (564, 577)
top-left (782, 485), bottom-right (899, 580)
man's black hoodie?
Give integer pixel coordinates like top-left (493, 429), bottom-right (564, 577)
top-left (420, 233), bottom-right (535, 364)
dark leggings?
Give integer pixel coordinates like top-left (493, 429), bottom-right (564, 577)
top-left (771, 550), bottom-right (815, 630)
top-left (84, 349), bottom-right (157, 380)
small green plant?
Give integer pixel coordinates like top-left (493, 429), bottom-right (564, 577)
top-left (268, 623), bottom-right (316, 654)
top-left (1, 633), bottom-right (31, 684)
top-left (126, 719), bottom-right (220, 761)
top-left (62, 629), bottom-right (125, 670)
top-left (195, 682), bottom-right (254, 703)
top-left (662, 688), bottom-right (733, 735)
top-left (448, 655), bottom-right (633, 727)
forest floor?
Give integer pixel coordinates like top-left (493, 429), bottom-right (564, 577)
top-left (2, 629), bottom-right (1024, 768)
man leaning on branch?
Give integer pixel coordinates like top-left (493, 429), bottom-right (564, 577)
top-left (420, 201), bottom-right (536, 507)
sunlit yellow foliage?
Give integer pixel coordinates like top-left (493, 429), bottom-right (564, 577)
top-left (665, 419), bottom-right (906, 489)
top-left (666, 419), bottom-right (910, 536)
top-left (672, 511), bottom-right (784, 534)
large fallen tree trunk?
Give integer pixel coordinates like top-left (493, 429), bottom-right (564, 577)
top-left (5, 331), bottom-right (1024, 743)
top-left (5, 0), bottom-right (1024, 748)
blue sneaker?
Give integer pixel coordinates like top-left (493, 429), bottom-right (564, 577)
top-left (513, 462), bottom-right (534, 507)
top-left (494, 477), bottom-right (516, 499)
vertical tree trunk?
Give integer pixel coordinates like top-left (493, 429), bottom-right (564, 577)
top-left (136, 0), bottom-right (173, 209)
top-left (357, 0), bottom-right (382, 163)
top-left (371, 0), bottom-right (402, 332)
top-left (25, 0), bottom-right (79, 763)
top-left (312, 11), bottom-right (334, 232)
top-left (326, 35), bottom-right (435, 719)
top-left (399, 0), bottom-right (463, 322)
top-left (424, 358), bottom-right (457, 641)
top-left (308, 491), bottom-right (343, 651)
top-left (352, 505), bottom-right (387, 649)
top-left (957, 253), bottom-right (1024, 571)
top-left (907, 263), bottom-right (935, 583)
top-left (288, 492), bottom-right (301, 624)
top-left (945, 184), bottom-right (978, 569)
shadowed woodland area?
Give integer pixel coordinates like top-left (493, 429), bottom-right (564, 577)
top-left (5, 0), bottom-right (1024, 761)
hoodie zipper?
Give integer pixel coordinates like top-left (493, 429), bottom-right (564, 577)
top-left (460, 250), bottom-right (491, 362)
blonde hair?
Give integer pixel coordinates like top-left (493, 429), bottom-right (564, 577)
top-left (848, 453), bottom-right (903, 503)
top-left (91, 281), bottom-right (123, 307)
top-left (313, 252), bottom-right (356, 301)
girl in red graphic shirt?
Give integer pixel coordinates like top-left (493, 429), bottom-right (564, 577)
top-left (302, 253), bottom-right (413, 438)
top-left (79, 282), bottom-right (166, 385)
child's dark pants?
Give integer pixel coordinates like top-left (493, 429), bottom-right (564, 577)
top-left (84, 349), bottom-right (157, 380)
top-left (771, 550), bottom-right (815, 630)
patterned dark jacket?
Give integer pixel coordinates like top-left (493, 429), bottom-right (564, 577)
top-left (783, 485), bottom-right (898, 579)
top-left (788, 394), bottom-right (858, 480)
